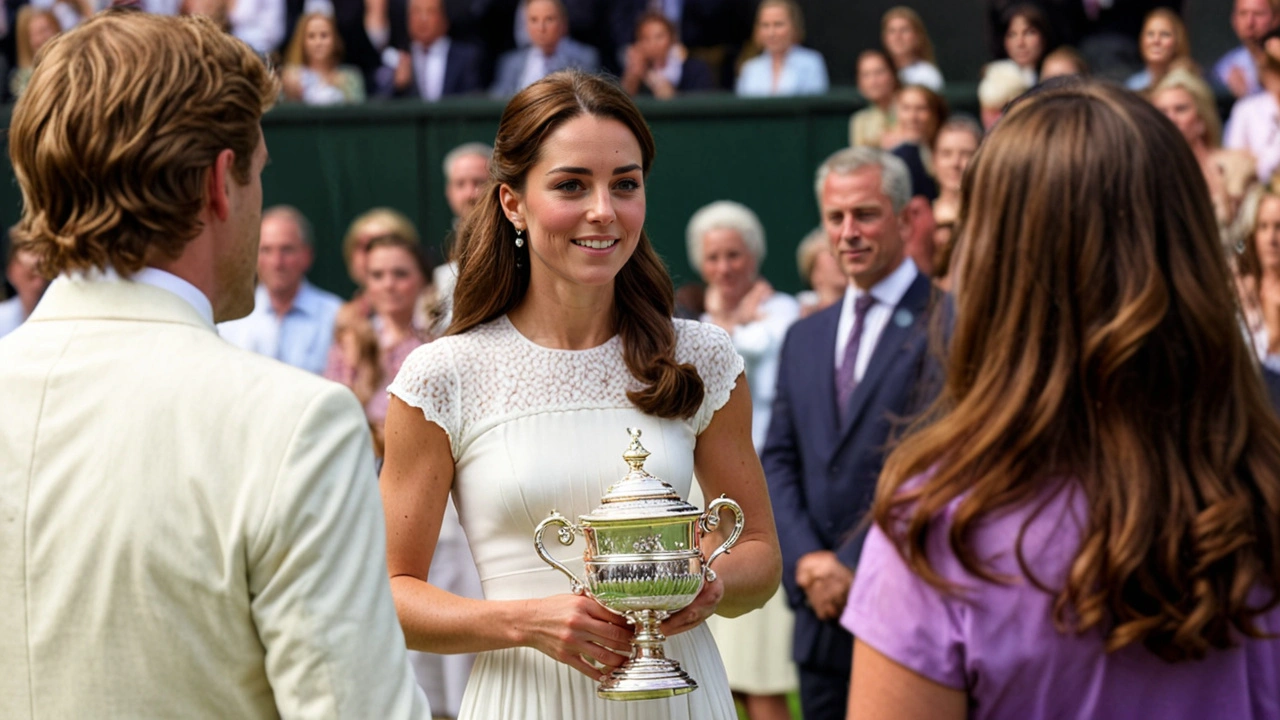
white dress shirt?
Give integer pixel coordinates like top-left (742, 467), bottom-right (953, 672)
top-left (0, 296), bottom-right (26, 338)
top-left (1224, 91), bottom-right (1280, 183)
top-left (833, 258), bottom-right (919, 382)
top-left (412, 36), bottom-right (451, 101)
top-left (517, 47), bottom-right (550, 92)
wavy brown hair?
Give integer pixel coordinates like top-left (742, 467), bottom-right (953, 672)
top-left (449, 69), bottom-right (703, 419)
top-left (9, 10), bottom-right (278, 279)
top-left (874, 80), bottom-right (1280, 662)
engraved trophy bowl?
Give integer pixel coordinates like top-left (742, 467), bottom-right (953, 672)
top-left (533, 428), bottom-right (745, 701)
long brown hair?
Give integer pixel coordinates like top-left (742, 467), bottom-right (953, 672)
top-left (875, 80), bottom-right (1280, 662)
top-left (449, 69), bottom-right (703, 419)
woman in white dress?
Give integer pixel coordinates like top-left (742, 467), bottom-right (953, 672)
top-left (381, 69), bottom-right (782, 720)
top-left (686, 200), bottom-right (799, 720)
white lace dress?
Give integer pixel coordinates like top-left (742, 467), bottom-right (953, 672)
top-left (388, 315), bottom-right (744, 720)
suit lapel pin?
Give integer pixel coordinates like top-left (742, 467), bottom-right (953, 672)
top-left (894, 309), bottom-right (914, 328)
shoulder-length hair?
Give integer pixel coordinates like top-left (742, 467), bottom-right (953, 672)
top-left (1142, 8), bottom-right (1191, 67)
top-left (449, 69), bottom-right (705, 420)
top-left (284, 12), bottom-right (345, 68)
top-left (1239, 185), bottom-right (1280, 286)
top-left (10, 10), bottom-right (278, 278)
top-left (1000, 3), bottom-right (1053, 64)
top-left (875, 79), bottom-right (1280, 662)
top-left (882, 6), bottom-right (935, 65)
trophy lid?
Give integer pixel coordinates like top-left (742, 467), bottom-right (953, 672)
top-left (580, 428), bottom-right (701, 523)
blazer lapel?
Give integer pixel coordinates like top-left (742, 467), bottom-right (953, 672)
top-left (837, 273), bottom-right (932, 440)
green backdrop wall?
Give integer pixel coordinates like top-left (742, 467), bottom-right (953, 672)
top-left (0, 88), bottom-right (983, 297)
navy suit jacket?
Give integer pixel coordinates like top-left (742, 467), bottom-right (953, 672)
top-left (761, 270), bottom-right (938, 673)
top-left (391, 39), bottom-right (485, 99)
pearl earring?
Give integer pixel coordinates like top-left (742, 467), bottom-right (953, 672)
top-left (515, 227), bottom-right (525, 248)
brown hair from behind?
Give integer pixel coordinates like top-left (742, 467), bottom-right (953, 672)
top-left (9, 10), bottom-right (278, 279)
top-left (449, 69), bottom-right (705, 420)
top-left (875, 79), bottom-right (1280, 662)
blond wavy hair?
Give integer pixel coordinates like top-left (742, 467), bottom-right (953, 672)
top-left (9, 10), bottom-right (279, 278)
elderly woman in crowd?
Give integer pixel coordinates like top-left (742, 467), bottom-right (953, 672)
top-left (845, 79), bottom-right (1280, 720)
top-left (621, 11), bottom-right (715, 99)
top-left (736, 0), bottom-right (828, 97)
top-left (281, 12), bottom-right (366, 105)
top-left (1126, 8), bottom-right (1194, 92)
top-left (685, 199), bottom-right (799, 720)
top-left (849, 49), bottom-right (900, 148)
top-left (795, 227), bottom-right (847, 318)
top-left (999, 4), bottom-right (1050, 87)
top-left (1153, 69), bottom-right (1258, 253)
top-left (881, 6), bottom-right (943, 91)
top-left (1240, 185), bottom-right (1280, 372)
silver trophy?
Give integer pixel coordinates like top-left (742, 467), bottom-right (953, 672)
top-left (533, 428), bottom-right (745, 700)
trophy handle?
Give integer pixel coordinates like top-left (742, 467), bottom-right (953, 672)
top-left (533, 511), bottom-right (586, 595)
top-left (698, 495), bottom-right (745, 583)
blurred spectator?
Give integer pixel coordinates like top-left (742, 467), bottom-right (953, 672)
top-left (608, 0), bottom-right (749, 87)
top-left (180, 0), bottom-right (231, 32)
top-left (219, 206), bottom-right (343, 374)
top-left (26, 0), bottom-right (90, 33)
top-left (735, 0), bottom-right (827, 97)
top-left (1224, 51), bottom-right (1280, 182)
top-left (433, 141), bottom-right (493, 334)
top-left (849, 49), bottom-right (900, 148)
top-left (931, 116), bottom-right (982, 291)
top-left (795, 227), bottom-right (846, 318)
top-left (9, 8), bottom-right (60, 101)
top-left (1040, 44), bottom-right (1090, 80)
top-left (880, 84), bottom-right (948, 178)
top-left (1215, 0), bottom-right (1279, 99)
top-left (227, 0), bottom-right (286, 57)
top-left (1239, 185), bottom-right (1280, 370)
top-left (978, 59), bottom-right (1031, 130)
top-left (489, 0), bottom-right (598, 97)
top-left (1153, 69), bottom-right (1258, 253)
top-left (341, 207), bottom-right (421, 314)
top-left (388, 0), bottom-right (484, 100)
top-left (325, 233), bottom-right (432, 430)
top-left (1000, 4), bottom-right (1051, 87)
top-left (882, 6), bottom-right (943, 91)
top-left (0, 245), bottom-right (48, 339)
top-left (621, 11), bottom-right (715, 99)
top-left (1126, 8), bottom-right (1193, 92)
top-left (281, 12), bottom-right (366, 105)
top-left (1075, 0), bottom-right (1182, 83)
top-left (686, 199), bottom-right (800, 719)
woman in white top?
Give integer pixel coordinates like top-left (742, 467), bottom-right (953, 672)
top-left (686, 200), bottom-right (799, 720)
top-left (381, 69), bottom-right (781, 720)
top-left (881, 6), bottom-right (944, 91)
top-left (735, 0), bottom-right (829, 97)
top-left (280, 12), bottom-right (366, 106)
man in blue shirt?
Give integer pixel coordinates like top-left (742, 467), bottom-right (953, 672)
top-left (1216, 0), bottom-right (1280, 98)
top-left (219, 206), bottom-right (343, 373)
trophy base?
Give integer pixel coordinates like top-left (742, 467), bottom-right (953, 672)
top-left (597, 657), bottom-right (698, 701)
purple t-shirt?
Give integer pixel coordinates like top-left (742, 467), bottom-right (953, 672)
top-left (842, 483), bottom-right (1280, 719)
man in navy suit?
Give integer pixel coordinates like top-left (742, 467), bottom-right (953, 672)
top-left (762, 146), bottom-right (938, 720)
top-left (387, 0), bottom-right (484, 99)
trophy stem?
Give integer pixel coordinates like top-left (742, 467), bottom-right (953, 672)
top-left (596, 610), bottom-right (699, 701)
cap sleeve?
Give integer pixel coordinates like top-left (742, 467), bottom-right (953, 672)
top-left (386, 340), bottom-right (462, 459)
top-left (674, 319), bottom-right (746, 436)
top-left (840, 523), bottom-right (968, 690)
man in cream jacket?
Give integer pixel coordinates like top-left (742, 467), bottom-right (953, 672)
top-left (0, 10), bottom-right (430, 719)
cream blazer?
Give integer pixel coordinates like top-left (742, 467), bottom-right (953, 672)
top-left (0, 278), bottom-right (430, 719)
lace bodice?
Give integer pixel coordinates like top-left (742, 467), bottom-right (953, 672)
top-left (389, 315), bottom-right (743, 458)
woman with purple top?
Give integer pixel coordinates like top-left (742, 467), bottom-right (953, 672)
top-left (842, 79), bottom-right (1280, 719)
